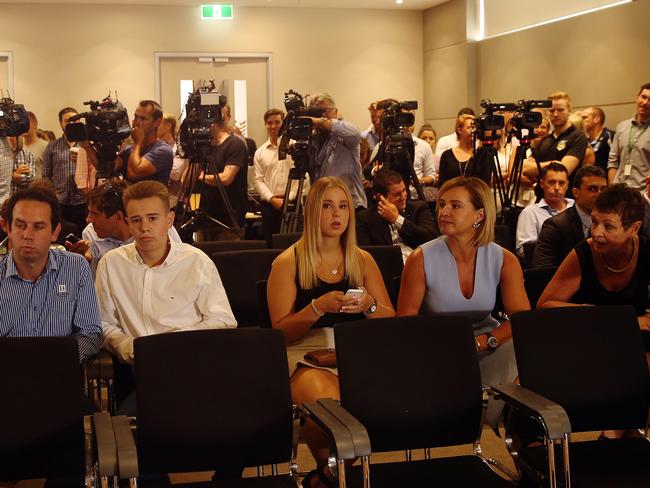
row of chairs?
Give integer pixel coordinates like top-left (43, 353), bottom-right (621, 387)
top-left (3, 305), bottom-right (647, 486)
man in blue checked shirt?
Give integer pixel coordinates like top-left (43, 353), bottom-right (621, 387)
top-left (0, 185), bottom-right (103, 362)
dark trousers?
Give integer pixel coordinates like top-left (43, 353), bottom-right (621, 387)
top-left (260, 202), bottom-right (283, 247)
top-left (60, 203), bottom-right (88, 237)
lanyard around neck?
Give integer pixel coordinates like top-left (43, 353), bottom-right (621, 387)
top-left (627, 122), bottom-right (649, 154)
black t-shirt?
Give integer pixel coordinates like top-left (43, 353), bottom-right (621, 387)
top-left (201, 134), bottom-right (248, 226)
top-left (532, 125), bottom-right (588, 189)
top-left (590, 128), bottom-right (615, 172)
top-left (438, 148), bottom-right (491, 188)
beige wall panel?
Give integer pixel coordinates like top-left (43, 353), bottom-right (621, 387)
top-left (0, 3), bottom-right (423, 139)
top-left (477, 0), bottom-right (650, 127)
top-left (423, 0), bottom-right (466, 51)
top-left (424, 43), bottom-right (471, 121)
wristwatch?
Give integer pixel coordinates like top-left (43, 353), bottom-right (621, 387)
top-left (486, 332), bottom-right (499, 349)
top-left (364, 298), bottom-right (377, 316)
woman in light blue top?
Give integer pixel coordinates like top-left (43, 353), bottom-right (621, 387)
top-left (398, 176), bottom-right (530, 424)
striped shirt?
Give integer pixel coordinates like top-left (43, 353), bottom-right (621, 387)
top-left (10, 148), bottom-right (36, 195)
top-left (42, 137), bottom-right (86, 205)
top-left (0, 249), bottom-right (103, 362)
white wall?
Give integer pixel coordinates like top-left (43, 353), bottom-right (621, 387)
top-left (0, 3), bottom-right (424, 139)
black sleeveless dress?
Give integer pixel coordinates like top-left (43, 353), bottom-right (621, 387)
top-left (572, 238), bottom-right (649, 350)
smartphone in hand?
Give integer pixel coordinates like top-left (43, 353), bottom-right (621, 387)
top-left (345, 288), bottom-right (364, 299)
top-left (66, 233), bottom-right (81, 244)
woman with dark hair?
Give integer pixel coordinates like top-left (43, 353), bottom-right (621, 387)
top-left (538, 184), bottom-right (649, 353)
top-left (267, 176), bottom-right (394, 487)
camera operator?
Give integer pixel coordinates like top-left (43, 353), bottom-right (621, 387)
top-left (115, 100), bottom-right (173, 184)
top-left (308, 93), bottom-right (367, 210)
top-left (43, 107), bottom-right (96, 233)
top-left (197, 107), bottom-right (248, 241)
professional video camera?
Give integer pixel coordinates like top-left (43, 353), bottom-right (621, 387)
top-left (178, 81), bottom-right (226, 161)
top-left (475, 100), bottom-right (518, 142)
top-left (0, 96), bottom-right (29, 137)
top-left (510, 98), bottom-right (552, 139)
top-left (376, 100), bottom-right (425, 200)
top-left (277, 90), bottom-right (325, 166)
top-left (65, 94), bottom-right (131, 179)
top-left (276, 90), bottom-right (326, 232)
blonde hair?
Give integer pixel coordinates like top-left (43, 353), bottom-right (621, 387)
top-left (549, 91), bottom-right (572, 111)
top-left (438, 177), bottom-right (495, 247)
top-left (295, 177), bottom-right (364, 290)
top-left (568, 112), bottom-right (585, 133)
top-left (161, 112), bottom-right (177, 135)
top-left (455, 114), bottom-right (475, 138)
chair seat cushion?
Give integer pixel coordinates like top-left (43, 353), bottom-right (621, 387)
top-left (347, 455), bottom-right (514, 487)
top-left (520, 437), bottom-right (650, 487)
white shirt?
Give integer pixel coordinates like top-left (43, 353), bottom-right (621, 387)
top-left (410, 135), bottom-right (436, 198)
top-left (95, 239), bottom-right (236, 359)
top-left (253, 139), bottom-right (302, 202)
top-left (515, 198), bottom-right (574, 256)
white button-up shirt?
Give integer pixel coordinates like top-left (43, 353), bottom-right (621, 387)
top-left (253, 139), bottom-right (303, 202)
top-left (95, 239), bottom-right (236, 357)
top-left (516, 198), bottom-right (574, 256)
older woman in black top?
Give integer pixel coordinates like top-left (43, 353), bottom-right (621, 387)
top-left (538, 184), bottom-right (649, 355)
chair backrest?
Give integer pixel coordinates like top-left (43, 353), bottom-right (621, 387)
top-left (494, 223), bottom-right (516, 253)
top-left (511, 306), bottom-right (650, 432)
top-left (192, 239), bottom-right (267, 255)
top-left (134, 328), bottom-right (293, 474)
top-left (271, 232), bottom-right (302, 249)
top-left (334, 315), bottom-right (483, 453)
top-left (210, 249), bottom-right (283, 326)
top-left (0, 337), bottom-right (85, 479)
top-left (359, 245), bottom-right (404, 307)
top-left (257, 279), bottom-right (272, 328)
top-left (523, 266), bottom-right (558, 308)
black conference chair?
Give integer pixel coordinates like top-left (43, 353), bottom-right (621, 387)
top-left (111, 328), bottom-right (308, 486)
top-left (211, 249), bottom-right (283, 327)
top-left (0, 337), bottom-right (117, 486)
top-left (502, 306), bottom-right (650, 487)
top-left (271, 232), bottom-right (302, 249)
top-left (522, 266), bottom-right (558, 308)
top-left (359, 245), bottom-right (403, 307)
top-left (304, 316), bottom-right (518, 487)
top-left (522, 242), bottom-right (537, 269)
top-left (192, 239), bottom-right (267, 255)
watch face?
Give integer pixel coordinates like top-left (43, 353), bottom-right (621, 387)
top-left (487, 335), bottom-right (499, 348)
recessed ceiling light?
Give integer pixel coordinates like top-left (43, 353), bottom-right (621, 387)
top-left (396, 0), bottom-right (404, 4)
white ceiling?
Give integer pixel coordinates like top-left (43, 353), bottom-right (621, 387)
top-left (0, 0), bottom-right (448, 10)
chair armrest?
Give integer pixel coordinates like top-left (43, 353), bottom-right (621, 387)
top-left (317, 398), bottom-right (371, 458)
top-left (86, 349), bottom-right (115, 381)
top-left (302, 399), bottom-right (357, 461)
top-left (112, 415), bottom-right (139, 479)
top-left (91, 412), bottom-right (118, 477)
top-left (490, 383), bottom-right (571, 440)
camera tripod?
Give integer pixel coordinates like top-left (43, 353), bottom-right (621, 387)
top-left (174, 143), bottom-right (241, 241)
top-left (377, 133), bottom-right (426, 201)
top-left (279, 147), bottom-right (310, 234)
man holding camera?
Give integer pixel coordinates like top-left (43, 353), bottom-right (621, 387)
top-left (42, 107), bottom-right (90, 234)
top-left (116, 100), bottom-right (173, 185)
top-left (308, 93), bottom-right (367, 209)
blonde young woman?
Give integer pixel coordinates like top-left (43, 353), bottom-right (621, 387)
top-left (267, 176), bottom-right (394, 488)
top-left (398, 176), bottom-right (530, 424)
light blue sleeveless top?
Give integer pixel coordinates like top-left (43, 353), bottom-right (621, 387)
top-left (421, 236), bottom-right (503, 334)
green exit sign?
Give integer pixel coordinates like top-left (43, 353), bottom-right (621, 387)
top-left (201, 4), bottom-right (234, 20)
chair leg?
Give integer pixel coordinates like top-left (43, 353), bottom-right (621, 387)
top-left (545, 437), bottom-right (558, 488)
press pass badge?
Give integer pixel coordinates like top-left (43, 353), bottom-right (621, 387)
top-left (624, 164), bottom-right (632, 176)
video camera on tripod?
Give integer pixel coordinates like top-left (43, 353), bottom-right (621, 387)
top-left (178, 80), bottom-right (226, 161)
top-left (376, 100), bottom-right (425, 200)
top-left (275, 90), bottom-right (326, 233)
top-left (64, 94), bottom-right (131, 179)
top-left (0, 95), bottom-right (29, 137)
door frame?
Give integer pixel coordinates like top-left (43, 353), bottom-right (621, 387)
top-left (153, 51), bottom-right (273, 108)
top-left (0, 51), bottom-right (15, 97)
